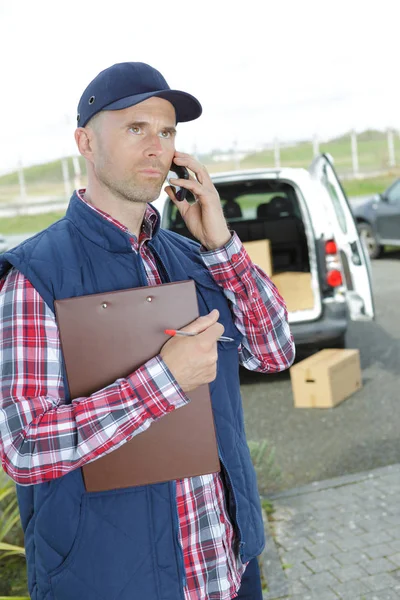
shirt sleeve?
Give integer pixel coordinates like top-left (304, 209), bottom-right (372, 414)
top-left (0, 268), bottom-right (189, 486)
top-left (200, 232), bottom-right (295, 373)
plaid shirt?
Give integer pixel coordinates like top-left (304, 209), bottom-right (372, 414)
top-left (0, 192), bottom-right (294, 599)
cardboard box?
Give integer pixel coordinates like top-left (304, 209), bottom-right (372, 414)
top-left (243, 240), bottom-right (273, 277)
top-left (290, 349), bottom-right (362, 408)
top-left (271, 272), bottom-right (314, 312)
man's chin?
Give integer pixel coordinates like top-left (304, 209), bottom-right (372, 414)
top-left (127, 180), bottom-right (164, 203)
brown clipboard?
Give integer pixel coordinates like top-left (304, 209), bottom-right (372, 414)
top-left (54, 280), bottom-right (220, 492)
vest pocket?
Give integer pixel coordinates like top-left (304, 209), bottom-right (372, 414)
top-left (47, 494), bottom-right (88, 579)
top-left (49, 487), bottom-right (159, 600)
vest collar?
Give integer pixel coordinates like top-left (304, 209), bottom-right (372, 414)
top-left (65, 191), bottom-right (161, 253)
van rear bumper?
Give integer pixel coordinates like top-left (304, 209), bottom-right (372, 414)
top-left (290, 301), bottom-right (348, 348)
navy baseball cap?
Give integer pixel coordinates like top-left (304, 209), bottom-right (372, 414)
top-left (77, 62), bottom-right (202, 127)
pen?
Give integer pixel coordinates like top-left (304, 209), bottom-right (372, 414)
top-left (165, 329), bottom-right (235, 343)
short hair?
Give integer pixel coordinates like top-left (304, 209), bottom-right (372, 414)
top-left (85, 111), bottom-right (104, 132)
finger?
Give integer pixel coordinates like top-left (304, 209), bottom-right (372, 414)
top-left (199, 321), bottom-right (225, 344)
top-left (164, 186), bottom-right (191, 212)
top-left (170, 173), bottom-right (199, 192)
top-left (164, 185), bottom-right (177, 201)
top-left (185, 173), bottom-right (206, 190)
top-left (165, 186), bottom-right (188, 210)
top-left (182, 309), bottom-right (220, 335)
top-left (168, 177), bottom-right (203, 198)
top-left (172, 155), bottom-right (210, 186)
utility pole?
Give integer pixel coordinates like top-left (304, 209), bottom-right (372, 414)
top-left (17, 159), bottom-right (27, 201)
top-left (61, 158), bottom-right (72, 199)
top-left (232, 140), bottom-right (240, 170)
top-left (72, 156), bottom-right (82, 190)
top-left (351, 130), bottom-right (359, 177)
top-left (274, 137), bottom-right (281, 168)
top-left (312, 134), bottom-right (320, 158)
top-left (387, 128), bottom-right (396, 168)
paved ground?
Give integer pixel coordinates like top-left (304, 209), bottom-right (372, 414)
top-left (238, 252), bottom-right (400, 599)
top-left (260, 463), bottom-right (400, 600)
top-left (240, 252), bottom-right (400, 494)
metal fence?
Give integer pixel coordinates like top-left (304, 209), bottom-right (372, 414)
top-left (1, 129), bottom-right (400, 218)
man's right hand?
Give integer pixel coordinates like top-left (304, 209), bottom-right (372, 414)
top-left (160, 309), bottom-right (224, 393)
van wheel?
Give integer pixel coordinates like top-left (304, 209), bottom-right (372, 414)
top-left (357, 222), bottom-right (383, 259)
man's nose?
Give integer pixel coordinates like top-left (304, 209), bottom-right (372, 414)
top-left (144, 133), bottom-right (163, 156)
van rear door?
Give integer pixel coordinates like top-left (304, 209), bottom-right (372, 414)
top-left (309, 154), bottom-right (375, 321)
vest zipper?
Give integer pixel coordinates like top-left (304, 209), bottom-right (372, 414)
top-left (134, 246), bottom-right (150, 287)
top-left (218, 454), bottom-right (246, 559)
top-left (150, 242), bottom-right (246, 563)
top-left (137, 242), bottom-right (186, 593)
top-left (147, 244), bottom-right (170, 283)
top-left (170, 480), bottom-right (187, 589)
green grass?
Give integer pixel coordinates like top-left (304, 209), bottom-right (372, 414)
top-left (208, 129), bottom-right (400, 174)
top-left (0, 157), bottom-right (86, 186)
top-left (0, 128), bottom-right (399, 235)
top-left (0, 212), bottom-right (65, 235)
top-left (1, 128), bottom-right (398, 191)
top-left (0, 183), bottom-right (67, 204)
top-left (0, 172), bottom-right (395, 237)
top-left (261, 499), bottom-right (275, 518)
top-left (341, 173), bottom-right (399, 197)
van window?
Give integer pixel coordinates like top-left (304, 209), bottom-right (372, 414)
top-left (166, 184), bottom-right (300, 226)
top-left (165, 179), bottom-right (309, 274)
top-left (220, 193), bottom-right (287, 220)
top-left (386, 180), bottom-right (400, 204)
top-left (320, 170), bottom-right (348, 235)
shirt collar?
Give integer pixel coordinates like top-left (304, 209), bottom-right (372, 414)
top-left (76, 189), bottom-right (159, 246)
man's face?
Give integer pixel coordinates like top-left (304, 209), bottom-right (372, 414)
top-left (87, 97), bottom-right (177, 203)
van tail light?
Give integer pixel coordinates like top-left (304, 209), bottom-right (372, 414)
top-left (326, 269), bottom-right (343, 287)
top-left (325, 239), bottom-right (343, 288)
top-left (325, 240), bottom-right (338, 255)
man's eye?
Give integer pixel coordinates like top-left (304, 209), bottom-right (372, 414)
top-left (129, 126), bottom-right (140, 134)
top-left (159, 131), bottom-right (171, 138)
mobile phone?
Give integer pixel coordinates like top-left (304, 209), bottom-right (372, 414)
top-left (168, 162), bottom-right (190, 201)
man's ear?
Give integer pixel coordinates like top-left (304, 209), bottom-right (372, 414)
top-left (75, 127), bottom-right (95, 163)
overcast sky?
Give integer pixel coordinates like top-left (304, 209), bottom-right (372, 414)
top-left (1, 0), bottom-right (399, 173)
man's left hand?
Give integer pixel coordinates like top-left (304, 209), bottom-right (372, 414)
top-left (165, 151), bottom-right (231, 251)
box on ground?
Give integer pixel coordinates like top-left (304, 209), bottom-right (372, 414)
top-left (290, 349), bottom-right (362, 408)
top-left (271, 272), bottom-right (314, 312)
top-left (243, 240), bottom-right (273, 277)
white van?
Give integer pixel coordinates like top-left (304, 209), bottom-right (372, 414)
top-left (153, 154), bottom-right (374, 351)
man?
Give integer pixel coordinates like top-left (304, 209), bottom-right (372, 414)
top-left (0, 62), bottom-right (294, 600)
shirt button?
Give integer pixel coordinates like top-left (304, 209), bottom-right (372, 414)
top-left (231, 254), bottom-right (239, 262)
top-left (252, 291), bottom-right (258, 298)
top-left (166, 406), bottom-right (175, 413)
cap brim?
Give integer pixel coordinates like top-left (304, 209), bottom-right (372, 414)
top-left (103, 89), bottom-right (202, 123)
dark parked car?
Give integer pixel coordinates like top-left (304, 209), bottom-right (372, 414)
top-left (352, 178), bottom-right (400, 258)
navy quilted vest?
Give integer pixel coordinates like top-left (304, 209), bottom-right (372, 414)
top-left (0, 193), bottom-right (265, 600)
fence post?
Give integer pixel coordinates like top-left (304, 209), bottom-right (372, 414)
top-left (351, 130), bottom-right (359, 177)
top-left (232, 140), bottom-right (240, 170)
top-left (274, 137), bottom-right (280, 168)
top-left (313, 134), bottom-right (319, 158)
top-left (61, 158), bottom-right (72, 199)
top-left (387, 128), bottom-right (396, 168)
top-left (72, 156), bottom-right (82, 190)
top-left (17, 159), bottom-right (27, 201)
